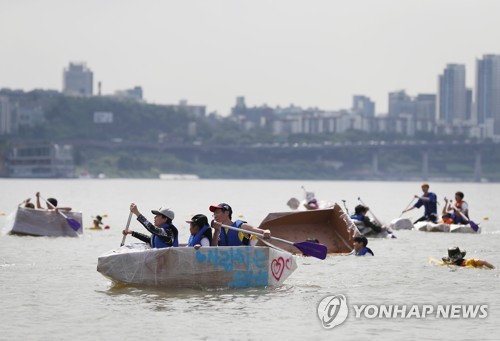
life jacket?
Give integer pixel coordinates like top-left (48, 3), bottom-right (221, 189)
top-left (357, 247), bottom-right (374, 256)
top-left (350, 214), bottom-right (364, 221)
top-left (188, 225), bottom-right (210, 247)
top-left (151, 223), bottom-right (179, 248)
top-left (453, 201), bottom-right (468, 224)
top-left (218, 220), bottom-right (248, 246)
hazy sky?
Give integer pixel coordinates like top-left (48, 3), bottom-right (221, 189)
top-left (1, 0), bottom-right (499, 115)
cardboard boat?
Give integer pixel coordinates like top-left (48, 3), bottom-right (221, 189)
top-left (97, 244), bottom-right (297, 289)
top-left (257, 204), bottom-right (356, 254)
top-left (3, 206), bottom-right (83, 237)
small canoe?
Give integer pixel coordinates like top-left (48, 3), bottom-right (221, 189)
top-left (3, 207), bottom-right (83, 237)
top-left (257, 204), bottom-right (357, 254)
top-left (97, 244), bottom-right (297, 289)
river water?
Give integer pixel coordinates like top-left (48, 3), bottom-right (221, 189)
top-left (0, 179), bottom-right (498, 340)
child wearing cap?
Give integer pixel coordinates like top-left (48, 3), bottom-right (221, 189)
top-left (122, 203), bottom-right (179, 248)
top-left (186, 214), bottom-right (212, 250)
top-left (209, 202), bottom-right (271, 246)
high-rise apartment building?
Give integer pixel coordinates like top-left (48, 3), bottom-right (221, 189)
top-left (437, 64), bottom-right (466, 123)
top-left (475, 54), bottom-right (500, 133)
top-left (63, 62), bottom-right (93, 96)
top-left (352, 95), bottom-right (375, 117)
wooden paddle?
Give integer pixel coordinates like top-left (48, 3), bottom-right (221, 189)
top-left (220, 223), bottom-right (327, 260)
top-left (120, 212), bottom-right (133, 246)
top-left (40, 195), bottom-right (81, 231)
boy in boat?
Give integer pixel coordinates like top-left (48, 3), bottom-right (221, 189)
top-left (35, 192), bottom-right (72, 211)
top-left (401, 183), bottom-right (438, 223)
top-left (351, 236), bottom-right (374, 256)
top-left (186, 214), bottom-right (212, 250)
top-left (441, 246), bottom-right (494, 269)
top-left (209, 203), bottom-right (271, 246)
top-left (122, 203), bottom-right (179, 248)
top-left (438, 197), bottom-right (455, 224)
top-left (446, 191), bottom-right (469, 224)
top-left (19, 198), bottom-right (35, 209)
top-left (350, 204), bottom-right (388, 235)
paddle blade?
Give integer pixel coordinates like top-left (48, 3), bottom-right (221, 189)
top-left (469, 220), bottom-right (479, 232)
top-left (67, 218), bottom-right (81, 231)
top-left (293, 241), bottom-right (327, 260)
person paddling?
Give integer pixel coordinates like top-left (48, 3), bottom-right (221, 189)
top-left (401, 183), bottom-right (438, 223)
top-left (186, 214), bottom-right (212, 250)
top-left (209, 203), bottom-right (271, 246)
top-left (122, 203), bottom-right (178, 248)
top-left (441, 246), bottom-right (494, 269)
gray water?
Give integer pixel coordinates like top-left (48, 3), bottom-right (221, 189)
top-left (1, 179), bottom-right (499, 341)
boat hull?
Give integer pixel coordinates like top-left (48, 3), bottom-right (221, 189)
top-left (257, 204), bottom-right (357, 254)
top-left (4, 207), bottom-right (83, 237)
top-left (97, 245), bottom-right (297, 289)
top-left (391, 218), bottom-right (480, 233)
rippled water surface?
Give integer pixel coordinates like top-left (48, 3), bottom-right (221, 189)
top-left (1, 179), bottom-right (499, 340)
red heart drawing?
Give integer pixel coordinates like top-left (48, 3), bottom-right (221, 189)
top-left (285, 257), bottom-right (292, 270)
top-left (271, 257), bottom-right (285, 281)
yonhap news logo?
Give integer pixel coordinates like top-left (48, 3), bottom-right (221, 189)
top-left (317, 294), bottom-right (349, 329)
top-left (317, 294), bottom-right (488, 329)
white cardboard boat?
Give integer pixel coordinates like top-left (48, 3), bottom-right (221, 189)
top-left (97, 244), bottom-right (297, 289)
top-left (3, 207), bottom-right (83, 237)
top-left (390, 218), bottom-right (480, 234)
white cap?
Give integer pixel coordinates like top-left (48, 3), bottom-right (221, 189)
top-left (151, 207), bottom-right (175, 220)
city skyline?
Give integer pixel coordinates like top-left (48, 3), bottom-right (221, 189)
top-left (1, 0), bottom-right (499, 115)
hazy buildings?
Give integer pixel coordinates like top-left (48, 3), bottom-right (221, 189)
top-left (0, 96), bottom-right (13, 135)
top-left (114, 86), bottom-right (143, 101)
top-left (63, 62), bottom-right (93, 96)
top-left (352, 95), bottom-right (375, 117)
top-left (388, 90), bottom-right (414, 117)
top-left (437, 64), bottom-right (467, 123)
top-left (475, 54), bottom-right (500, 134)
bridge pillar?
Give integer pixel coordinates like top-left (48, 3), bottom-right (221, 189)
top-left (474, 151), bottom-right (482, 182)
top-left (422, 151), bottom-right (429, 181)
top-left (372, 152), bottom-right (379, 174)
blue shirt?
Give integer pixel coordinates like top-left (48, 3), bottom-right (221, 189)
top-left (414, 192), bottom-right (437, 216)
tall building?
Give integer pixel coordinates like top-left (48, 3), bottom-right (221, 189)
top-left (475, 54), bottom-right (500, 133)
top-left (63, 62), bottom-right (93, 96)
top-left (352, 95), bottom-right (375, 117)
top-left (0, 96), bottom-right (14, 135)
top-left (388, 90), bottom-right (414, 117)
top-left (437, 64), bottom-right (466, 123)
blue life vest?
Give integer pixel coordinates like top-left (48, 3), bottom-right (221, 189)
top-left (218, 220), bottom-right (246, 246)
top-left (151, 223), bottom-right (178, 248)
top-left (357, 247), bottom-right (374, 256)
top-left (350, 214), bottom-right (364, 221)
top-left (188, 225), bottom-right (210, 247)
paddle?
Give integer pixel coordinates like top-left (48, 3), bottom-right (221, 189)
top-left (358, 197), bottom-right (382, 225)
top-left (40, 195), bottom-right (81, 231)
top-left (455, 210), bottom-right (479, 232)
top-left (220, 223), bottom-right (327, 260)
top-left (399, 198), bottom-right (415, 218)
top-left (120, 211), bottom-right (133, 246)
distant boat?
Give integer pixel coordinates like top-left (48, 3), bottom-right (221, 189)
top-left (3, 207), bottom-right (83, 237)
top-left (159, 173), bottom-right (199, 180)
